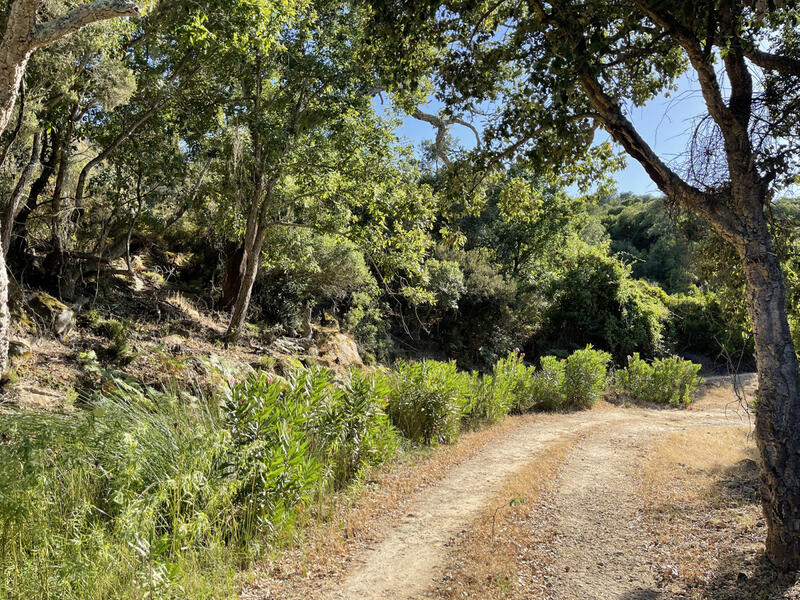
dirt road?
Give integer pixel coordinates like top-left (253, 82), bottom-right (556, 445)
top-left (317, 381), bottom-right (753, 600)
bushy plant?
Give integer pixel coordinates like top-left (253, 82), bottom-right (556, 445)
top-left (224, 372), bottom-right (323, 535)
top-left (86, 314), bottom-right (135, 362)
top-left (526, 355), bottom-right (566, 411)
top-left (309, 369), bottom-right (399, 488)
top-left (562, 345), bottom-right (611, 409)
top-left (385, 359), bottom-right (468, 444)
top-left (615, 353), bottom-right (702, 405)
top-left (539, 245), bottom-right (669, 362)
top-left (664, 289), bottom-right (753, 360)
top-left (462, 372), bottom-right (512, 428)
top-left (491, 350), bottom-right (535, 414)
top-left (0, 366), bottom-right (403, 599)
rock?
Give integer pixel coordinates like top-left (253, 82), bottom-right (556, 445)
top-left (29, 292), bottom-right (76, 340)
top-left (14, 308), bottom-right (36, 334)
top-left (162, 334), bottom-right (185, 354)
top-left (8, 338), bottom-right (31, 359)
top-left (318, 332), bottom-right (363, 368)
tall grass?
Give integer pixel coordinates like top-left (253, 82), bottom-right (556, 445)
top-left (0, 384), bottom-right (239, 599)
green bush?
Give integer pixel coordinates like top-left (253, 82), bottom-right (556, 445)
top-left (0, 367), bottom-right (402, 599)
top-left (562, 345), bottom-right (611, 409)
top-left (309, 369), bottom-right (399, 488)
top-left (538, 246), bottom-right (669, 362)
top-left (527, 355), bottom-right (566, 411)
top-left (664, 289), bottom-right (753, 360)
top-left (491, 350), bottom-right (535, 414)
top-left (224, 372), bottom-right (323, 535)
top-left (615, 353), bottom-right (702, 405)
top-left (462, 372), bottom-right (513, 428)
top-left (385, 359), bottom-right (468, 444)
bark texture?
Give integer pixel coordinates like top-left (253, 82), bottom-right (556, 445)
top-left (739, 220), bottom-right (800, 568)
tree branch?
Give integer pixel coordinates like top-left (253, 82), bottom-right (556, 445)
top-left (744, 48), bottom-right (800, 77)
top-left (31, 0), bottom-right (140, 49)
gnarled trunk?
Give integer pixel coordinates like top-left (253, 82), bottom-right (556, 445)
top-left (738, 212), bottom-right (800, 569)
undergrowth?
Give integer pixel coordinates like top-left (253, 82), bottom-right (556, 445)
top-left (0, 346), bottom-right (698, 598)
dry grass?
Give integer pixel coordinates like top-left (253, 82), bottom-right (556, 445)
top-left (424, 432), bottom-right (585, 599)
top-left (639, 425), bottom-right (800, 599)
top-left (240, 413), bottom-right (553, 599)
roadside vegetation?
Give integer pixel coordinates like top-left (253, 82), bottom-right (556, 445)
top-left (0, 347), bottom-right (702, 598)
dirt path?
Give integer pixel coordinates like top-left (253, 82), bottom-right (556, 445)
top-left (311, 384), bottom-right (753, 600)
top-left (539, 421), bottom-right (668, 600)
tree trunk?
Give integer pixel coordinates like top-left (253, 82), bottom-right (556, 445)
top-left (9, 131), bottom-right (57, 264)
top-left (737, 209), bottom-right (800, 569)
top-left (1, 130), bottom-right (41, 253)
top-left (221, 242), bottom-right (245, 309)
top-left (0, 1), bottom-right (36, 136)
top-left (224, 222), bottom-right (268, 343)
top-left (50, 115), bottom-right (73, 256)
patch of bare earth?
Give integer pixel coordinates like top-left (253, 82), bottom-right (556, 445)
top-left (638, 401), bottom-right (800, 599)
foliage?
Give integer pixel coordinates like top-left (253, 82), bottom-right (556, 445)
top-left (0, 366), bottom-right (401, 598)
top-left (527, 356), bottom-right (567, 411)
top-left (490, 350), bottom-right (536, 414)
top-left (224, 373), bottom-right (323, 536)
top-left (385, 359), bottom-right (469, 444)
top-left (588, 193), bottom-right (698, 294)
top-left (0, 384), bottom-right (240, 599)
top-left (615, 353), bottom-right (703, 406)
top-left (308, 369), bottom-right (400, 488)
top-left (665, 289), bottom-right (753, 362)
top-left (538, 244), bottom-right (668, 362)
top-left (561, 345), bottom-right (612, 410)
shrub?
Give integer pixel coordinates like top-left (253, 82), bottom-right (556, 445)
top-left (0, 366), bottom-right (404, 599)
top-left (615, 353), bottom-right (702, 405)
top-left (224, 372), bottom-right (323, 535)
top-left (664, 289), bottom-right (753, 360)
top-left (309, 369), bottom-right (399, 488)
top-left (562, 345), bottom-right (611, 409)
top-left (86, 314), bottom-right (135, 362)
top-left (462, 372), bottom-right (513, 428)
top-left (491, 350), bottom-right (535, 414)
top-left (538, 246), bottom-right (669, 362)
top-left (386, 359), bottom-right (468, 444)
top-left (527, 355), bottom-right (566, 411)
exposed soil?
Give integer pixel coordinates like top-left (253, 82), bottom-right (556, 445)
top-left (253, 376), bottom-right (800, 600)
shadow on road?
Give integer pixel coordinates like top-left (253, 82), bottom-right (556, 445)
top-left (703, 552), bottom-right (799, 600)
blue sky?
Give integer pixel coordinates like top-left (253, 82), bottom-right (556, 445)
top-left (385, 73), bottom-right (709, 196)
